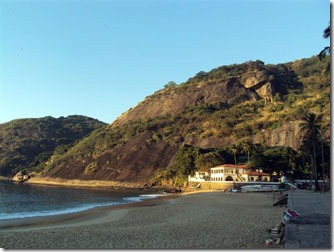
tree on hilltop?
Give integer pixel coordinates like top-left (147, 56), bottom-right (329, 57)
top-left (318, 24), bottom-right (330, 59)
top-left (164, 81), bottom-right (177, 89)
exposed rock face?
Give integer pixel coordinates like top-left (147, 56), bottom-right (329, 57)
top-left (111, 78), bottom-right (259, 128)
top-left (112, 68), bottom-right (281, 129)
top-left (241, 70), bottom-right (269, 88)
top-left (256, 82), bottom-right (275, 103)
top-left (185, 121), bottom-right (303, 151)
top-left (252, 121), bottom-right (303, 150)
top-left (241, 70), bottom-right (275, 103)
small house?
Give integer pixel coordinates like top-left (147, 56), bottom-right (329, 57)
top-left (188, 171), bottom-right (210, 182)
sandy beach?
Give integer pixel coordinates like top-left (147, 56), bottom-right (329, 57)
top-left (0, 191), bottom-right (285, 249)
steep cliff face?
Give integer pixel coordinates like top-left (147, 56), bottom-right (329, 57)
top-left (112, 77), bottom-right (260, 128)
top-left (252, 121), bottom-right (303, 149)
top-left (181, 121), bottom-right (302, 151)
top-left (112, 66), bottom-right (286, 129)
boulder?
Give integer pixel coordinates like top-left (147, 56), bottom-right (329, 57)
top-left (256, 82), bottom-right (275, 103)
top-left (12, 171), bottom-right (30, 183)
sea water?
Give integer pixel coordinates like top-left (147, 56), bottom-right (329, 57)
top-left (0, 181), bottom-right (166, 220)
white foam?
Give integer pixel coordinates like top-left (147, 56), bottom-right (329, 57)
top-left (0, 201), bottom-right (122, 220)
top-left (139, 193), bottom-right (168, 198)
top-left (0, 193), bottom-right (168, 221)
top-left (123, 196), bottom-right (142, 202)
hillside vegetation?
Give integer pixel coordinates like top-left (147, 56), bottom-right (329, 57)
top-left (4, 56), bottom-right (330, 187)
top-left (0, 115), bottom-right (107, 176)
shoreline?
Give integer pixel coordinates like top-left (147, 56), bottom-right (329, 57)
top-left (0, 191), bottom-right (285, 249)
top-left (26, 176), bottom-right (148, 189)
top-left (22, 176), bottom-right (218, 195)
top-left (0, 176), bottom-right (11, 181)
top-left (0, 189), bottom-right (217, 231)
top-left (0, 192), bottom-right (179, 231)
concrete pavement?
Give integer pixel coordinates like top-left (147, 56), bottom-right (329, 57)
top-left (284, 190), bottom-right (331, 249)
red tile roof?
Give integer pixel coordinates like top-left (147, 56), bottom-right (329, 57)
top-left (211, 164), bottom-right (248, 169)
top-left (246, 171), bottom-right (270, 176)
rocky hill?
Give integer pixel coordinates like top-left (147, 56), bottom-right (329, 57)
top-left (0, 115), bottom-right (107, 176)
top-left (111, 60), bottom-right (293, 128)
top-left (9, 56), bottom-right (331, 187)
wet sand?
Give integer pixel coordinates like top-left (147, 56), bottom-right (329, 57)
top-left (0, 191), bottom-right (285, 249)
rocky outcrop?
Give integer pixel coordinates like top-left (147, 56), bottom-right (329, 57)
top-left (12, 171), bottom-right (30, 183)
top-left (252, 121), bottom-right (303, 150)
top-left (111, 78), bottom-right (259, 128)
top-left (241, 70), bottom-right (275, 103)
top-left (241, 70), bottom-right (269, 88)
top-left (184, 121), bottom-right (303, 151)
top-left (256, 82), bottom-right (275, 103)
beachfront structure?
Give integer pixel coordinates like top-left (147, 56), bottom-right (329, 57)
top-left (188, 171), bottom-right (210, 182)
top-left (210, 164), bottom-right (270, 182)
top-left (188, 164), bottom-right (271, 183)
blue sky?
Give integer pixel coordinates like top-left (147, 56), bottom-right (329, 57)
top-left (0, 0), bottom-right (330, 124)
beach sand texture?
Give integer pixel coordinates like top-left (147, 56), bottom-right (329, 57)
top-left (0, 191), bottom-right (285, 249)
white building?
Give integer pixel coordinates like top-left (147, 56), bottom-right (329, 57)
top-left (188, 171), bottom-right (210, 182)
top-left (188, 164), bottom-right (271, 183)
top-left (210, 164), bottom-right (270, 182)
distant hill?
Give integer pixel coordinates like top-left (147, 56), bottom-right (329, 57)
top-left (0, 115), bottom-right (107, 176)
top-left (5, 56), bottom-right (330, 188)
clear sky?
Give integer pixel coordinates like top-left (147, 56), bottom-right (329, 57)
top-left (0, 0), bottom-right (330, 124)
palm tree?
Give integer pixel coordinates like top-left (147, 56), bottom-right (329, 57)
top-left (228, 144), bottom-right (239, 164)
top-left (239, 140), bottom-right (252, 169)
top-left (300, 112), bottom-right (322, 192)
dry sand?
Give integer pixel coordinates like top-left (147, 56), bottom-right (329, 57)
top-left (0, 191), bottom-right (285, 249)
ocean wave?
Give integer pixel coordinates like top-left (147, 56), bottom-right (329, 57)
top-left (0, 193), bottom-right (168, 220)
top-left (0, 201), bottom-right (122, 220)
top-left (123, 192), bottom-right (168, 203)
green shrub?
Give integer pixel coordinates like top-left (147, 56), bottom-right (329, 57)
top-left (83, 162), bottom-right (98, 175)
